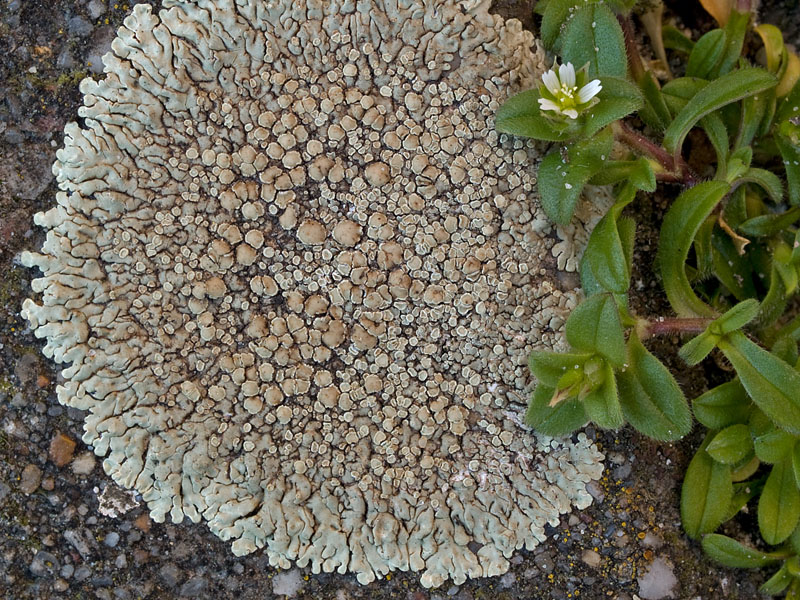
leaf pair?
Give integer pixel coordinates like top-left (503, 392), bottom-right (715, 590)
top-left (495, 77), bottom-right (643, 145)
top-left (538, 0), bottom-right (628, 79)
top-left (529, 291), bottom-right (690, 442)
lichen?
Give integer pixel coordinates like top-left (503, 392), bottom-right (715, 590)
top-left (21, 0), bottom-right (605, 587)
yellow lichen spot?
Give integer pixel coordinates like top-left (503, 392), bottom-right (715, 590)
top-left (386, 574), bottom-right (392, 581)
top-left (637, 532), bottom-right (646, 540)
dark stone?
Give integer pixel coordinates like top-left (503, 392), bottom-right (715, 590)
top-left (159, 563), bottom-right (183, 589)
top-left (29, 551), bottom-right (59, 577)
top-left (67, 15), bottom-right (92, 37)
top-left (179, 576), bottom-right (208, 597)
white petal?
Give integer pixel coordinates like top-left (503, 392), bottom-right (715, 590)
top-left (563, 108), bottom-right (579, 119)
top-left (577, 79), bottom-right (602, 103)
top-left (541, 69), bottom-right (561, 95)
top-left (538, 98), bottom-right (560, 112)
top-left (559, 62), bottom-right (576, 88)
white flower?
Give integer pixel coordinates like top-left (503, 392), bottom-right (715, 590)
top-left (537, 61), bottom-right (602, 120)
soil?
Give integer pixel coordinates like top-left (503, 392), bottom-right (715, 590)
top-left (0, 1), bottom-right (796, 599)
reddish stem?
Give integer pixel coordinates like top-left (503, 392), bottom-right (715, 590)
top-left (642, 317), bottom-right (713, 339)
top-left (613, 121), bottom-right (697, 186)
top-left (618, 15), bottom-right (646, 83)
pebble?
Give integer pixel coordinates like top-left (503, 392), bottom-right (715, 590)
top-left (49, 433), bottom-right (76, 467)
top-left (134, 513), bottom-right (152, 532)
top-left (271, 568), bottom-right (304, 598)
top-left (104, 531), bottom-right (120, 548)
top-left (179, 577), bottom-right (208, 596)
top-left (159, 563), bottom-right (183, 588)
top-left (581, 549), bottom-right (601, 568)
top-left (29, 550), bottom-right (59, 577)
top-left (71, 451), bottom-right (96, 475)
top-left (87, 0), bottom-right (107, 18)
top-left (73, 565), bottom-right (92, 582)
top-left (637, 557), bottom-right (678, 600)
top-left (67, 15), bottom-right (92, 37)
top-left (20, 463), bottom-right (42, 494)
top-left (64, 529), bottom-right (92, 559)
top-left (14, 352), bottom-right (38, 385)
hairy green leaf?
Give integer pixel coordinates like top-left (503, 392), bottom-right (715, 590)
top-left (662, 77), bottom-right (708, 116)
top-left (687, 29), bottom-right (726, 78)
top-left (693, 215), bottom-right (716, 280)
top-left (662, 24), bottom-right (695, 54)
top-left (739, 206), bottom-right (800, 237)
top-left (582, 77), bottom-right (644, 138)
top-left (588, 158), bottom-right (656, 191)
top-left (776, 73), bottom-right (800, 122)
top-left (739, 167), bottom-right (784, 203)
top-left (529, 350), bottom-right (591, 387)
top-left (737, 92), bottom-right (772, 150)
top-left (617, 335), bottom-right (692, 441)
top-left (700, 112), bottom-right (729, 168)
top-left (526, 383), bottom-right (588, 437)
top-left (719, 331), bottom-right (800, 435)
top-left (793, 443), bottom-right (800, 490)
top-left (658, 181), bottom-right (730, 317)
top-left (539, 0), bottom-right (581, 49)
top-left (561, 4), bottom-right (627, 78)
top-left (760, 564), bottom-right (792, 596)
top-left (566, 293), bottom-right (626, 366)
top-left (713, 299), bottom-right (761, 335)
top-left (693, 380), bottom-right (752, 429)
top-left (759, 459), bottom-right (800, 545)
top-left (638, 70), bottom-right (673, 132)
top-left (776, 133), bottom-right (800, 206)
top-left (753, 425), bottom-right (796, 464)
top-left (682, 434), bottom-right (734, 539)
top-left (702, 533), bottom-right (781, 568)
top-left (663, 68), bottom-right (777, 155)
top-left (713, 10), bottom-right (750, 77)
top-left (583, 361), bottom-right (624, 430)
top-left (679, 331), bottom-right (720, 366)
top-left (584, 202), bottom-right (632, 294)
top-left (539, 129), bottom-right (613, 224)
top-left (496, 89), bottom-right (581, 142)
top-left (707, 424), bottom-right (752, 464)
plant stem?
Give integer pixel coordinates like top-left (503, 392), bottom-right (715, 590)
top-left (618, 15), bottom-right (646, 83)
top-left (612, 121), bottom-right (697, 185)
top-left (641, 317), bottom-right (713, 339)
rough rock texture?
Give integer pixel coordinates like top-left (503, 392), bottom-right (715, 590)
top-left (20, 0), bottom-right (606, 587)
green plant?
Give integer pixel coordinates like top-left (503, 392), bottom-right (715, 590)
top-left (497, 0), bottom-right (800, 593)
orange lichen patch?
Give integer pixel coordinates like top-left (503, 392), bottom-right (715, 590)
top-left (48, 433), bottom-right (76, 467)
top-left (33, 46), bottom-right (53, 59)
